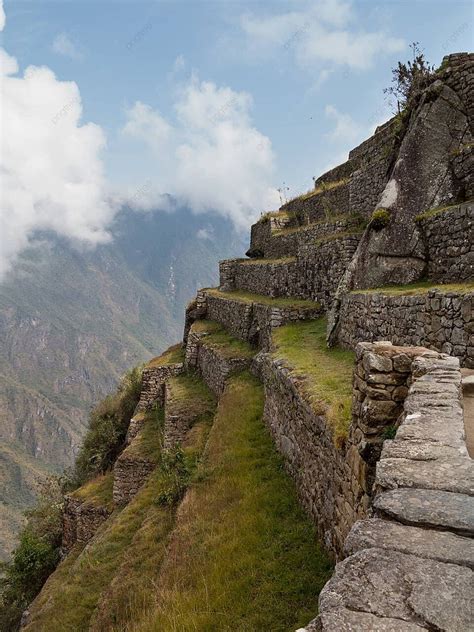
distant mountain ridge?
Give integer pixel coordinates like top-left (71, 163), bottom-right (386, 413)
top-left (0, 205), bottom-right (246, 559)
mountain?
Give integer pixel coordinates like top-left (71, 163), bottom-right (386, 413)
top-left (0, 205), bottom-right (246, 559)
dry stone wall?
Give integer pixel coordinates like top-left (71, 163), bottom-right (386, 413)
top-left (337, 289), bottom-right (474, 367)
top-left (137, 362), bottom-right (183, 410)
top-left (308, 350), bottom-right (473, 632)
top-left (417, 201), bottom-right (473, 282)
top-left (112, 451), bottom-right (155, 505)
top-left (61, 496), bottom-right (111, 554)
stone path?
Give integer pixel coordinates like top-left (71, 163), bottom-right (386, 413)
top-left (462, 368), bottom-right (474, 458)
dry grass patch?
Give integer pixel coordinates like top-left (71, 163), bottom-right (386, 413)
top-left (71, 471), bottom-right (114, 510)
top-left (353, 280), bottom-right (474, 296)
top-left (207, 288), bottom-right (321, 310)
top-left (147, 344), bottom-right (184, 369)
top-left (272, 319), bottom-right (354, 445)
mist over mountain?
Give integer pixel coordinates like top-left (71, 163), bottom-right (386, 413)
top-left (0, 204), bottom-right (246, 559)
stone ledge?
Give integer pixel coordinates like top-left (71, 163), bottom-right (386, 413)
top-left (344, 518), bottom-right (474, 569)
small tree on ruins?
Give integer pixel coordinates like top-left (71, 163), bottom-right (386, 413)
top-left (384, 42), bottom-right (435, 113)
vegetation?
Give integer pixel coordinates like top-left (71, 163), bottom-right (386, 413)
top-left (370, 208), bottom-right (391, 230)
top-left (353, 280), bottom-right (474, 296)
top-left (146, 343), bottom-right (184, 368)
top-left (191, 320), bottom-right (255, 360)
top-left (0, 478), bottom-right (64, 631)
top-left (71, 472), bottom-right (114, 510)
top-left (415, 200), bottom-right (472, 222)
top-left (384, 42), bottom-right (435, 113)
top-left (129, 373), bottom-right (332, 632)
top-left (240, 256), bottom-right (296, 265)
top-left (272, 319), bottom-right (355, 445)
top-left (208, 288), bottom-right (321, 309)
top-left (70, 366), bottom-right (143, 487)
top-left (315, 228), bottom-right (364, 245)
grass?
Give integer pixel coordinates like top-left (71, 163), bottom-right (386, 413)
top-left (239, 256), bottom-right (296, 265)
top-left (415, 199), bottom-right (473, 222)
top-left (272, 319), bottom-right (355, 445)
top-left (206, 288), bottom-right (321, 310)
top-left (146, 343), bottom-right (184, 368)
top-left (23, 376), bottom-right (217, 632)
top-left (190, 320), bottom-right (255, 360)
top-left (71, 472), bottom-right (114, 510)
top-left (284, 178), bottom-right (349, 205)
top-left (128, 372), bottom-right (332, 632)
top-left (166, 373), bottom-right (216, 421)
top-left (315, 228), bottom-right (364, 245)
top-left (353, 280), bottom-right (474, 296)
top-left (121, 406), bottom-right (164, 462)
top-left (258, 210), bottom-right (296, 224)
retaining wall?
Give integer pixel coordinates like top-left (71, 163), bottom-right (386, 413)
top-left (61, 496), bottom-right (111, 554)
top-left (137, 362), bottom-right (183, 410)
top-left (337, 289), bottom-right (474, 367)
top-left (112, 451), bottom-right (155, 505)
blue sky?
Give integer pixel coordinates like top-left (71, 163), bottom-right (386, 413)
top-left (0, 0), bottom-right (472, 275)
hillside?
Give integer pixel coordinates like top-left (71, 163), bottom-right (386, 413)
top-left (0, 206), bottom-right (246, 560)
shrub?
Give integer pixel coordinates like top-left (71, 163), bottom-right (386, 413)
top-left (156, 448), bottom-right (192, 507)
top-left (0, 478), bottom-right (63, 631)
top-left (71, 366), bottom-right (143, 487)
top-left (384, 42), bottom-right (435, 113)
top-left (370, 208), bottom-right (391, 230)
top-left (382, 425), bottom-right (398, 440)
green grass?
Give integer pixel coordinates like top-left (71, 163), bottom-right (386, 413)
top-left (72, 472), bottom-right (114, 510)
top-left (23, 379), bottom-right (217, 632)
top-left (272, 319), bottom-right (354, 445)
top-left (121, 406), bottom-right (165, 462)
top-left (129, 372), bottom-right (332, 632)
top-left (239, 256), bottom-right (296, 265)
top-left (352, 280), bottom-right (474, 296)
top-left (415, 199), bottom-right (473, 222)
top-left (206, 288), bottom-right (321, 310)
top-left (284, 178), bottom-right (349, 205)
top-left (166, 373), bottom-right (216, 421)
top-left (146, 343), bottom-right (184, 368)
top-left (315, 228), bottom-right (364, 245)
top-left (191, 320), bottom-right (255, 360)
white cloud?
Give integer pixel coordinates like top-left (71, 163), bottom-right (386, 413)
top-left (239, 0), bottom-right (404, 71)
top-left (172, 54), bottom-right (186, 74)
top-left (52, 32), bottom-right (83, 60)
top-left (121, 78), bottom-right (279, 228)
top-left (0, 0), bottom-right (5, 32)
top-left (0, 2), bottom-right (114, 279)
top-left (324, 104), bottom-right (362, 143)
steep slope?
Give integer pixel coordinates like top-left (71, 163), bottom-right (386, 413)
top-left (0, 205), bottom-right (246, 560)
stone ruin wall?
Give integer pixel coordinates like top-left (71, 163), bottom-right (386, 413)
top-left (61, 495), bottom-right (111, 554)
top-left (307, 349), bottom-right (473, 631)
top-left (253, 341), bottom-right (435, 558)
top-left (417, 201), bottom-right (473, 282)
top-left (337, 289), bottom-right (474, 368)
top-left (137, 362), bottom-right (183, 410)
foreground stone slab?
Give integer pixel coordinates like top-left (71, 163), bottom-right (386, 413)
top-left (318, 548), bottom-right (473, 631)
top-left (344, 518), bottom-right (474, 568)
top-left (373, 488), bottom-right (474, 535)
top-left (305, 608), bottom-right (428, 631)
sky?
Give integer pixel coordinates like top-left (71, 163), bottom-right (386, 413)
top-left (0, 0), bottom-right (473, 278)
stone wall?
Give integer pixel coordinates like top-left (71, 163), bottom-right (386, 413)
top-left (112, 451), bottom-right (155, 505)
top-left (219, 235), bottom-right (360, 311)
top-left (61, 496), bottom-right (111, 554)
top-left (308, 351), bottom-right (474, 631)
top-left (185, 332), bottom-right (251, 396)
top-left (348, 117), bottom-right (398, 216)
top-left (337, 289), bottom-right (474, 367)
top-left (203, 292), bottom-right (322, 351)
top-left (417, 201), bottom-right (474, 282)
top-left (137, 362), bottom-right (183, 410)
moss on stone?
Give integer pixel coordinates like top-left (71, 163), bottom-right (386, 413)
top-left (370, 207), bottom-right (391, 230)
top-left (272, 319), bottom-right (354, 445)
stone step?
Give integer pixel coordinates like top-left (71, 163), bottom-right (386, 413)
top-left (200, 288), bottom-right (322, 351)
top-left (163, 373), bottom-right (215, 450)
top-left (185, 320), bottom-right (254, 396)
top-left (219, 230), bottom-right (361, 310)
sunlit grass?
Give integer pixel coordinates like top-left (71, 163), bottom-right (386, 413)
top-left (272, 319), bottom-right (354, 445)
top-left (207, 288), bottom-right (321, 309)
top-left (146, 343), bottom-right (184, 369)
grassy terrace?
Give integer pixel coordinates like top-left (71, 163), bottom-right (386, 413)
top-left (273, 212), bottom-right (350, 236)
top-left (130, 373), bottom-right (332, 632)
top-left (353, 280), bottom-right (474, 296)
top-left (190, 320), bottom-right (255, 360)
top-left (206, 288), bottom-right (321, 309)
top-left (415, 199), bottom-right (473, 222)
top-left (315, 228), bottom-right (364, 245)
top-left (272, 319), bottom-right (354, 445)
top-left (24, 376), bottom-right (217, 632)
top-left (146, 343), bottom-right (184, 369)
top-left (238, 256), bottom-right (296, 265)
top-left (284, 178), bottom-right (349, 205)
top-left (166, 373), bottom-right (216, 421)
top-left (71, 471), bottom-right (114, 510)
top-left (121, 406), bottom-right (164, 462)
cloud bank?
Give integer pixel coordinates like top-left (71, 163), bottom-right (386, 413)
top-left (239, 0), bottom-right (404, 72)
top-left (121, 78), bottom-right (279, 229)
top-left (0, 1), bottom-right (114, 279)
